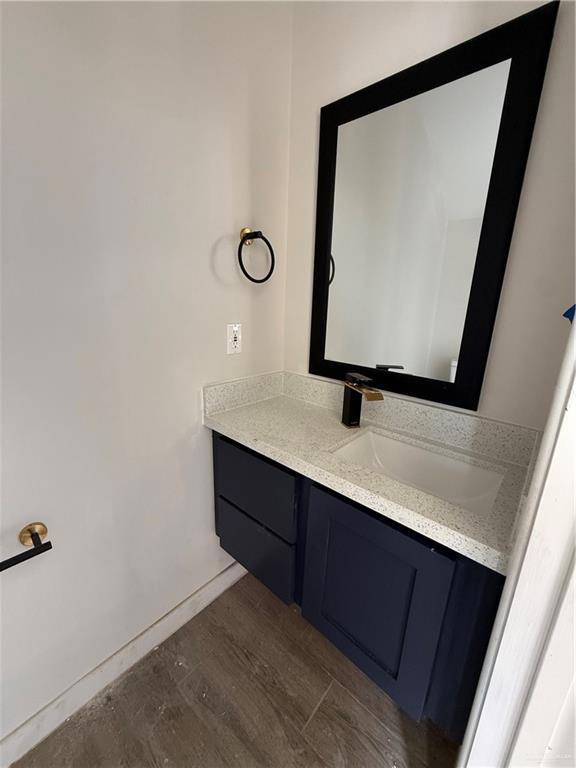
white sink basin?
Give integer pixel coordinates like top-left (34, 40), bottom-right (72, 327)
top-left (334, 431), bottom-right (504, 515)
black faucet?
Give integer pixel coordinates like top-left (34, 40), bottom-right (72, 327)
top-left (341, 372), bottom-right (384, 428)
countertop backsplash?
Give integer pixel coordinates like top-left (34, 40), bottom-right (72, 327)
top-left (204, 371), bottom-right (539, 468)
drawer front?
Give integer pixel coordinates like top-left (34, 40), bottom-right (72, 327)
top-left (213, 434), bottom-right (297, 543)
top-left (217, 497), bottom-right (295, 604)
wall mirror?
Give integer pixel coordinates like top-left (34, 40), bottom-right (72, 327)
top-left (309, 3), bottom-right (558, 410)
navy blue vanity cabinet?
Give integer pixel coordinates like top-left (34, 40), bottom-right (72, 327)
top-left (424, 556), bottom-right (504, 741)
top-left (301, 485), bottom-right (455, 721)
top-left (212, 433), bottom-right (504, 741)
top-left (213, 433), bottom-right (298, 604)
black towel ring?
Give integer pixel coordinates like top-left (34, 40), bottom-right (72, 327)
top-left (238, 228), bottom-right (275, 284)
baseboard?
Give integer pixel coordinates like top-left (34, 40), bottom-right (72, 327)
top-left (0, 562), bottom-right (245, 768)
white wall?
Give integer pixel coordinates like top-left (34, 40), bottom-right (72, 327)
top-left (0, 1), bottom-right (291, 742)
top-left (284, 1), bottom-right (575, 429)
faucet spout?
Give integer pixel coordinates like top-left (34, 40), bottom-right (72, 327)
top-left (344, 382), bottom-right (384, 402)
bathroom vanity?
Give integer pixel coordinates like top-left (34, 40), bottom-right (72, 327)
top-left (213, 431), bottom-right (502, 739)
top-left (204, 372), bottom-right (538, 742)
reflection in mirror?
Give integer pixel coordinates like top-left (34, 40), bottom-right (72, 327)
top-left (325, 60), bottom-right (511, 382)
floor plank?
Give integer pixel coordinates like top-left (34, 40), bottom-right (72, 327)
top-left (197, 585), bottom-right (333, 730)
top-left (303, 681), bottom-right (418, 768)
top-left (295, 623), bottom-right (458, 767)
top-left (178, 642), bottom-right (328, 767)
top-left (239, 573), bottom-right (310, 644)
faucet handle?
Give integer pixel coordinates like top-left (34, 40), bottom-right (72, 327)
top-left (345, 372), bottom-right (373, 386)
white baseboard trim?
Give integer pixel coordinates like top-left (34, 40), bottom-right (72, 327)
top-left (0, 562), bottom-right (246, 768)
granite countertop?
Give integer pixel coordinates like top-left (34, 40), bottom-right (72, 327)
top-left (204, 390), bottom-right (529, 574)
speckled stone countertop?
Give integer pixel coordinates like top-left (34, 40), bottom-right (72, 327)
top-left (203, 374), bottom-right (537, 574)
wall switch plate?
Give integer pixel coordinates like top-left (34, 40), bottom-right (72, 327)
top-left (227, 323), bottom-right (242, 354)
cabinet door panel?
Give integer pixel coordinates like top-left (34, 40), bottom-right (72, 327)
top-left (302, 486), bottom-right (454, 720)
top-left (322, 519), bottom-right (415, 678)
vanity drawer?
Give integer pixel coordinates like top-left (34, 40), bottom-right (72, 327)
top-left (213, 434), bottom-right (297, 543)
top-left (217, 496), bottom-right (295, 604)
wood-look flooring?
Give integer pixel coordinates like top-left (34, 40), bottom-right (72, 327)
top-left (14, 574), bottom-right (459, 768)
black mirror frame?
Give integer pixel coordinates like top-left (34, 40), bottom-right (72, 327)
top-left (309, 2), bottom-right (558, 411)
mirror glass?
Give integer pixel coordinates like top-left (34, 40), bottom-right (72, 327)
top-left (325, 60), bottom-right (511, 382)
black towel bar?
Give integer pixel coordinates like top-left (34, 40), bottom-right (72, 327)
top-left (0, 523), bottom-right (52, 573)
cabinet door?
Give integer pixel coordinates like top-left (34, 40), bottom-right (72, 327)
top-left (302, 486), bottom-right (454, 720)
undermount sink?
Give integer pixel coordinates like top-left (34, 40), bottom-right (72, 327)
top-left (334, 430), bottom-right (504, 515)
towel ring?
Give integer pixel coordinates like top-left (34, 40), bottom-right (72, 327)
top-left (238, 228), bottom-right (275, 284)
